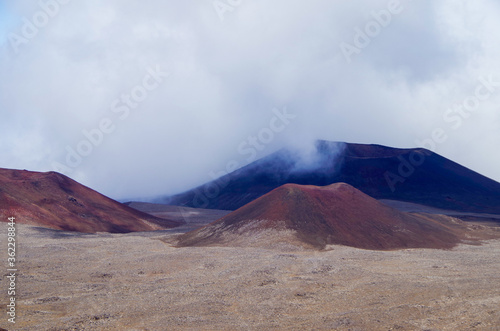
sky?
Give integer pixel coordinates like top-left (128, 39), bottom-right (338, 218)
top-left (1, 0), bottom-right (500, 200)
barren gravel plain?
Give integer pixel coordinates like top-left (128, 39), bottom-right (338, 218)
top-left (2, 221), bottom-right (500, 331)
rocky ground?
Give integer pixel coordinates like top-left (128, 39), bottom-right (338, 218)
top-left (1, 223), bottom-right (500, 330)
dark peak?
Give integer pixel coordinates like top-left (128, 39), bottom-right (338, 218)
top-left (165, 139), bottom-right (500, 213)
top-left (310, 140), bottom-right (435, 159)
top-left (343, 143), bottom-right (412, 158)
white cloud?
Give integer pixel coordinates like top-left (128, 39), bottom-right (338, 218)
top-left (0, 0), bottom-right (499, 199)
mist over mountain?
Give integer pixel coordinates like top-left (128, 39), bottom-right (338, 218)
top-left (164, 140), bottom-right (500, 214)
top-left (2, 1), bottom-right (500, 201)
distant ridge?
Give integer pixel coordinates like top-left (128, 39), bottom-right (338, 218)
top-left (177, 183), bottom-right (464, 250)
top-left (165, 141), bottom-right (500, 214)
top-left (0, 168), bottom-right (182, 233)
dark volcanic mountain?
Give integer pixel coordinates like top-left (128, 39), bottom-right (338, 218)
top-left (177, 183), bottom-right (463, 250)
top-left (165, 141), bottom-right (500, 214)
top-left (0, 168), bottom-right (181, 233)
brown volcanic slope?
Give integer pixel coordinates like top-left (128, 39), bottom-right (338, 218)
top-left (178, 183), bottom-right (469, 250)
top-left (0, 168), bottom-right (182, 233)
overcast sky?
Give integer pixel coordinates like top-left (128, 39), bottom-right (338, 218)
top-left (1, 0), bottom-right (500, 200)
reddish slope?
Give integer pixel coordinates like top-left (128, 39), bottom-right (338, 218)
top-left (178, 183), bottom-right (463, 250)
top-left (0, 168), bottom-right (181, 233)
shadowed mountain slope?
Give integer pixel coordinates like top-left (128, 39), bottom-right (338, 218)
top-left (0, 168), bottom-right (182, 233)
top-left (165, 141), bottom-right (500, 214)
top-left (177, 183), bottom-right (464, 250)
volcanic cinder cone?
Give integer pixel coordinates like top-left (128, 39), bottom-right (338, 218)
top-left (0, 168), bottom-right (182, 233)
top-left (177, 183), bottom-right (463, 250)
top-left (166, 141), bottom-right (500, 214)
